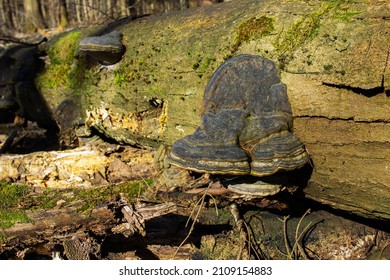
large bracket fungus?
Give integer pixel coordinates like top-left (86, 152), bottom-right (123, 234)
top-left (167, 54), bottom-right (310, 196)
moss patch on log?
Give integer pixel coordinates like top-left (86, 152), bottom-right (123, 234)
top-left (273, 12), bottom-right (321, 67)
top-left (0, 179), bottom-right (152, 231)
top-left (232, 16), bottom-right (274, 54)
top-left (35, 30), bottom-right (99, 114)
top-left (32, 179), bottom-right (152, 214)
top-left (36, 31), bottom-right (81, 90)
top-left (272, 0), bottom-right (362, 68)
top-left (0, 182), bottom-right (31, 229)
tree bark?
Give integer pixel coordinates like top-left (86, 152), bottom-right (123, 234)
top-left (58, 0), bottom-right (68, 29)
top-left (23, 0), bottom-right (46, 30)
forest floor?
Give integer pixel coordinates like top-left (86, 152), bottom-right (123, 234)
top-left (0, 123), bottom-right (389, 260)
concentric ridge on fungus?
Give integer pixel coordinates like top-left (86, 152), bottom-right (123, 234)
top-left (167, 54), bottom-right (310, 179)
top-left (168, 108), bottom-right (251, 175)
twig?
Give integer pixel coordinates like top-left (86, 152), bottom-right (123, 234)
top-left (295, 221), bottom-right (312, 260)
top-left (304, 246), bottom-right (321, 260)
top-left (290, 209), bottom-right (311, 259)
top-left (364, 229), bottom-right (378, 256)
top-left (229, 203), bottom-right (268, 260)
top-left (207, 193), bottom-right (219, 216)
top-left (281, 209), bottom-right (321, 260)
top-left (243, 222), bottom-right (268, 260)
top-left (379, 241), bottom-right (390, 260)
top-left (173, 182), bottom-right (211, 257)
top-left (276, 245), bottom-right (289, 258)
top-left (282, 215), bottom-right (292, 258)
top-left (229, 203), bottom-right (248, 259)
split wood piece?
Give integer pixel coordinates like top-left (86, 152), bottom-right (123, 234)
top-left (121, 205), bottom-right (146, 236)
top-left (117, 201), bottom-right (177, 237)
top-left (135, 201), bottom-right (177, 220)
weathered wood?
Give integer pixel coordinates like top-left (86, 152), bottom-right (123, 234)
top-left (0, 197), bottom-right (177, 259)
top-left (0, 203), bottom-right (117, 258)
top-left (0, 142), bottom-right (156, 187)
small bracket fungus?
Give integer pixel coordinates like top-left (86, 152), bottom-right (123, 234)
top-left (78, 31), bottom-right (125, 65)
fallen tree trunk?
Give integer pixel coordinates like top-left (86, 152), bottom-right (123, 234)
top-left (8, 0), bottom-right (390, 221)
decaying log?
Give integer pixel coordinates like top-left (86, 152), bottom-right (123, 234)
top-left (31, 0), bottom-right (389, 222)
top-left (0, 142), bottom-right (156, 188)
top-left (2, 0), bottom-right (389, 221)
top-left (0, 197), bottom-right (177, 259)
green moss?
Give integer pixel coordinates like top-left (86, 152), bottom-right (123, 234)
top-left (187, 51), bottom-right (217, 79)
top-left (232, 16), bottom-right (274, 53)
top-left (195, 57), bottom-right (216, 78)
top-left (114, 64), bottom-right (135, 87)
top-left (73, 180), bottom-right (150, 213)
top-left (48, 32), bottom-right (81, 65)
top-left (272, 0), bottom-right (356, 68)
top-left (0, 210), bottom-right (31, 229)
top-left (30, 179), bottom-right (152, 215)
top-left (0, 182), bottom-right (28, 209)
top-left (114, 71), bottom-right (127, 87)
top-left (36, 31), bottom-right (81, 90)
top-left (273, 13), bottom-right (321, 66)
top-left (322, 0), bottom-right (364, 22)
top-left (335, 10), bottom-right (363, 22)
top-left (34, 189), bottom-right (64, 210)
top-left (0, 182), bottom-right (31, 229)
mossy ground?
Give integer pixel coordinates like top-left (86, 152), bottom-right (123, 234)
top-left (0, 179), bottom-right (153, 230)
top-left (0, 182), bottom-right (31, 229)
